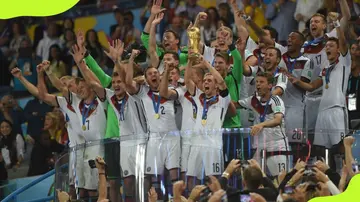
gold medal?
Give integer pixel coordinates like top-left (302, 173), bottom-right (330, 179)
top-left (154, 113), bottom-right (160, 119)
top-left (201, 119), bottom-right (207, 125)
top-left (325, 84), bottom-right (329, 89)
top-left (82, 125), bottom-right (86, 131)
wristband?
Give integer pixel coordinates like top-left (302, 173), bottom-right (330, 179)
top-left (45, 68), bottom-right (53, 75)
top-left (222, 172), bottom-right (230, 179)
top-left (98, 173), bottom-right (106, 175)
top-left (333, 20), bottom-right (340, 28)
top-left (242, 15), bottom-right (251, 22)
top-left (84, 50), bottom-right (89, 58)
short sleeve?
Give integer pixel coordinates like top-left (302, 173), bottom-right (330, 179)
top-left (238, 96), bottom-right (252, 110)
top-left (70, 92), bottom-right (81, 110)
top-left (175, 86), bottom-right (186, 102)
top-left (271, 96), bottom-right (285, 115)
top-left (194, 88), bottom-right (204, 99)
top-left (275, 73), bottom-right (288, 92)
top-left (301, 60), bottom-right (313, 80)
top-left (340, 49), bottom-right (351, 68)
top-left (275, 43), bottom-right (287, 55)
top-left (250, 65), bottom-right (259, 77)
top-left (203, 45), bottom-right (216, 64)
top-left (133, 84), bottom-right (149, 99)
top-left (56, 96), bottom-right (68, 110)
top-left (245, 49), bottom-right (254, 61)
top-left (246, 37), bottom-right (258, 53)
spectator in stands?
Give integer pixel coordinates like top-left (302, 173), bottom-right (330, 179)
top-left (23, 97), bottom-right (52, 143)
top-left (8, 21), bottom-right (29, 57)
top-left (85, 29), bottom-right (105, 67)
top-left (36, 23), bottom-right (62, 61)
top-left (0, 95), bottom-right (25, 135)
top-left (120, 10), bottom-right (141, 47)
top-left (265, 0), bottom-right (298, 45)
top-left (175, 0), bottom-right (204, 22)
top-left (243, 0), bottom-right (268, 41)
top-left (0, 120), bottom-right (25, 169)
top-left (218, 3), bottom-right (234, 25)
top-left (32, 16), bottom-right (55, 50)
top-left (200, 7), bottom-right (219, 46)
top-left (61, 18), bottom-right (74, 34)
top-left (294, 0), bottom-right (324, 32)
top-left (0, 49), bottom-right (12, 97)
top-left (61, 29), bottom-right (77, 74)
top-left (110, 8), bottom-right (123, 39)
top-left (27, 130), bottom-right (64, 176)
top-left (48, 44), bottom-right (67, 80)
top-left (43, 112), bottom-right (68, 145)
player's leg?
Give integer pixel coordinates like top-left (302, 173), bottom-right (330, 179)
top-left (164, 136), bottom-right (181, 197)
top-left (305, 96), bottom-right (321, 155)
top-left (106, 139), bottom-right (121, 202)
top-left (75, 147), bottom-right (86, 199)
top-left (186, 146), bottom-right (202, 192)
top-left (121, 145), bottom-right (137, 202)
top-left (313, 110), bottom-right (328, 159)
top-left (204, 147), bottom-right (223, 178)
top-left (68, 148), bottom-right (76, 199)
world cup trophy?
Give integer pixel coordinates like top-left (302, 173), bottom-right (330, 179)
top-left (187, 26), bottom-right (201, 59)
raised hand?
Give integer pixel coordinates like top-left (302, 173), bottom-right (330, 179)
top-left (130, 49), bottom-right (140, 61)
top-left (236, 38), bottom-right (246, 53)
top-left (76, 29), bottom-right (87, 54)
top-left (41, 60), bottom-right (51, 72)
top-left (11, 67), bottom-right (22, 78)
top-left (151, 0), bottom-right (166, 15)
top-left (148, 187), bottom-right (158, 202)
top-left (36, 63), bottom-right (44, 73)
top-left (104, 39), bottom-right (124, 62)
top-left (328, 12), bottom-right (339, 22)
top-left (344, 136), bottom-right (355, 147)
top-left (152, 12), bottom-right (164, 26)
top-left (69, 44), bottom-right (84, 64)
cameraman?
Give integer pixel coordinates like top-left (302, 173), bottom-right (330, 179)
top-left (220, 159), bottom-right (278, 201)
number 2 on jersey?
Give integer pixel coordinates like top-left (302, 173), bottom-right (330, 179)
top-left (160, 106), bottom-right (165, 115)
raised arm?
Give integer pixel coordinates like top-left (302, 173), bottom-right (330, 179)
top-left (11, 67), bottom-right (39, 97)
top-left (339, 0), bottom-right (351, 30)
top-left (149, 13), bottom-right (163, 68)
top-left (125, 50), bottom-right (140, 94)
top-left (184, 59), bottom-right (196, 95)
top-left (236, 38), bottom-right (252, 76)
top-left (36, 65), bottom-right (58, 107)
top-left (159, 63), bottom-right (178, 100)
top-left (229, 0), bottom-right (249, 41)
top-left (246, 17), bottom-right (274, 47)
top-left (42, 61), bottom-right (70, 101)
top-left (329, 13), bottom-right (348, 55)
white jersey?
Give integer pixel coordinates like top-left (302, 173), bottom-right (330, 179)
top-left (56, 96), bottom-right (85, 147)
top-left (175, 86), bottom-right (197, 131)
top-left (105, 89), bottom-right (147, 145)
top-left (278, 54), bottom-right (313, 108)
top-left (70, 93), bottom-right (107, 141)
top-left (303, 29), bottom-right (337, 96)
top-left (133, 84), bottom-right (178, 134)
top-left (191, 88), bottom-right (231, 148)
top-left (249, 65), bottom-right (288, 92)
top-left (239, 94), bottom-right (288, 151)
top-left (318, 51), bottom-right (351, 112)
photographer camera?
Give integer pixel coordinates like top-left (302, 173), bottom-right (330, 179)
top-left (219, 159), bottom-right (278, 202)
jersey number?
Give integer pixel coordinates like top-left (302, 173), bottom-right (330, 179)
top-left (315, 55), bottom-right (321, 66)
top-left (292, 130), bottom-right (302, 140)
top-left (213, 163), bottom-right (220, 173)
top-left (86, 120), bottom-right (90, 130)
top-left (160, 106), bottom-right (165, 115)
top-left (278, 163), bottom-right (286, 173)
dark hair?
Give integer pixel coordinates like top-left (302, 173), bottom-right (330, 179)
top-left (64, 28), bottom-right (76, 42)
top-left (164, 51), bottom-right (179, 61)
top-left (12, 21), bottom-right (26, 35)
top-left (291, 30), bottom-right (306, 43)
top-left (113, 8), bottom-right (123, 14)
top-left (48, 44), bottom-right (62, 66)
top-left (63, 18), bottom-right (74, 30)
top-left (85, 29), bottom-right (101, 47)
top-left (164, 29), bottom-right (180, 40)
top-left (112, 71), bottom-right (120, 77)
top-left (262, 25), bottom-right (278, 42)
top-left (327, 37), bottom-right (339, 47)
top-left (266, 47), bottom-right (282, 59)
top-left (256, 71), bottom-right (274, 84)
top-left (0, 120), bottom-right (18, 167)
top-left (243, 167), bottom-right (263, 190)
top-left (205, 7), bottom-right (220, 23)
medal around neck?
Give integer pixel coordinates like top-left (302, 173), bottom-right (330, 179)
top-left (82, 125), bottom-right (86, 131)
top-left (154, 113), bottom-right (160, 119)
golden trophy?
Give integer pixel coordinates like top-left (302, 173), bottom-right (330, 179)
top-left (187, 26), bottom-right (201, 59)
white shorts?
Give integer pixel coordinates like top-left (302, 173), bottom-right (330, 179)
top-left (145, 135), bottom-right (181, 175)
top-left (68, 148), bottom-right (75, 185)
top-left (181, 144), bottom-right (191, 172)
top-left (305, 96), bottom-right (321, 132)
top-left (285, 107), bottom-right (305, 143)
top-left (120, 144), bottom-right (146, 178)
top-left (81, 144), bottom-right (104, 190)
top-left (186, 146), bottom-right (224, 179)
top-left (253, 149), bottom-right (291, 177)
top-left (314, 107), bottom-right (348, 148)
top-left (75, 147), bottom-right (85, 189)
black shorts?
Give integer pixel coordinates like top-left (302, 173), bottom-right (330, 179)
top-left (105, 139), bottom-right (121, 179)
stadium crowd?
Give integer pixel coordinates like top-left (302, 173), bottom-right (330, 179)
top-left (1, 0), bottom-right (360, 201)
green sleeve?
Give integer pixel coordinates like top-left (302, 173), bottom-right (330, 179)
top-left (84, 54), bottom-right (112, 88)
top-left (230, 47), bottom-right (243, 84)
top-left (141, 32), bottom-right (163, 57)
top-left (105, 104), bottom-right (120, 138)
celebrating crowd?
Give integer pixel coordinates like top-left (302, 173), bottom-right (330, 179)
top-left (1, 0), bottom-right (360, 202)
